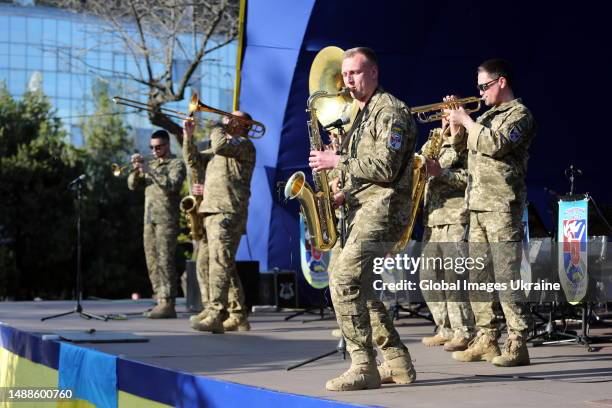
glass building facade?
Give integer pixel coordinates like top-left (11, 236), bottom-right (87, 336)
top-left (0, 2), bottom-right (237, 150)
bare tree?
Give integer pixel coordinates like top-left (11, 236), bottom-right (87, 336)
top-left (43, 0), bottom-right (239, 144)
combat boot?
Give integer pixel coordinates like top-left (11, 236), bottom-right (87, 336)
top-left (193, 313), bottom-right (225, 334)
top-left (189, 309), bottom-right (210, 327)
top-left (222, 314), bottom-right (251, 331)
top-left (378, 355), bottom-right (416, 384)
top-left (421, 332), bottom-right (451, 347)
top-left (443, 335), bottom-right (472, 352)
top-left (491, 333), bottom-right (530, 367)
top-left (452, 331), bottom-right (500, 362)
top-left (325, 362), bottom-right (381, 391)
top-left (145, 298), bottom-right (177, 319)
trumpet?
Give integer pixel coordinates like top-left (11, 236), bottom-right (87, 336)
top-left (111, 163), bottom-right (130, 177)
top-left (411, 96), bottom-right (482, 123)
top-left (111, 155), bottom-right (146, 177)
top-left (112, 93), bottom-right (266, 138)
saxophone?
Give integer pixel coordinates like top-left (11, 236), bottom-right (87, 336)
top-left (393, 127), bottom-right (446, 252)
top-left (284, 90), bottom-right (345, 251)
top-left (180, 165), bottom-right (205, 241)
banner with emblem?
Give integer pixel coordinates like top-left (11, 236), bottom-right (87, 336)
top-left (299, 215), bottom-right (330, 289)
top-left (558, 197), bottom-right (589, 304)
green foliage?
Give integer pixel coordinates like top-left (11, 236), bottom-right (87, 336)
top-left (0, 84), bottom-right (83, 300)
top-left (0, 80), bottom-right (185, 300)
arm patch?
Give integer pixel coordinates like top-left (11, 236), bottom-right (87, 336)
top-left (387, 123), bottom-right (404, 150)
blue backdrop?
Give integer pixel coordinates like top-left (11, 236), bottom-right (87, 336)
top-left (236, 0), bottom-right (609, 293)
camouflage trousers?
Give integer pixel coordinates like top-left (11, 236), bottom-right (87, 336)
top-left (468, 210), bottom-right (530, 337)
top-left (196, 217), bottom-right (245, 314)
top-left (143, 222), bottom-right (179, 299)
top-left (201, 213), bottom-right (247, 316)
top-left (421, 224), bottom-right (475, 339)
top-left (329, 215), bottom-right (410, 365)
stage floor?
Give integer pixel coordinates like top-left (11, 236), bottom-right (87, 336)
top-left (2, 299), bottom-right (612, 408)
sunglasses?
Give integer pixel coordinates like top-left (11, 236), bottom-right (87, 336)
top-left (149, 143), bottom-right (168, 151)
top-left (477, 78), bottom-right (500, 92)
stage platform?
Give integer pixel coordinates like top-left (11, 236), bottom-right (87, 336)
top-left (2, 299), bottom-right (612, 408)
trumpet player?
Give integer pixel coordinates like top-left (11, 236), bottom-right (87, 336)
top-left (309, 47), bottom-right (416, 392)
top-left (446, 59), bottom-right (536, 367)
top-left (183, 112), bottom-right (256, 334)
top-left (128, 130), bottom-right (186, 318)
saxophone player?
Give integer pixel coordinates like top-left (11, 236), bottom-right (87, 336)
top-left (419, 115), bottom-right (475, 352)
top-left (309, 47), bottom-right (417, 391)
top-left (182, 113), bottom-right (256, 333)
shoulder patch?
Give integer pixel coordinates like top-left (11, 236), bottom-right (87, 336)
top-left (388, 122), bottom-right (404, 150)
top-left (508, 125), bottom-right (523, 143)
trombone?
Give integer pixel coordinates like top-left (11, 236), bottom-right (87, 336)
top-left (411, 96), bottom-right (482, 123)
top-left (112, 93), bottom-right (266, 138)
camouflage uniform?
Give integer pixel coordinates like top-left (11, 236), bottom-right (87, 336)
top-left (464, 98), bottom-right (536, 337)
top-left (331, 88), bottom-right (416, 365)
top-left (128, 155), bottom-right (186, 300)
top-left (183, 127), bottom-right (255, 318)
top-left (421, 133), bottom-right (474, 340)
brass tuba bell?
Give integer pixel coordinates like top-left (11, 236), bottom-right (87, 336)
top-left (284, 46), bottom-right (356, 251)
top-left (308, 46), bottom-right (358, 133)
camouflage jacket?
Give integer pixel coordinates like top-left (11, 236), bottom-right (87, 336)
top-left (127, 154), bottom-right (186, 225)
top-left (464, 98), bottom-right (536, 213)
top-left (423, 133), bottom-right (469, 227)
top-left (335, 88), bottom-right (416, 236)
top-left (183, 127), bottom-right (256, 216)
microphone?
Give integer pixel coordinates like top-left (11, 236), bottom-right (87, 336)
top-left (68, 174), bottom-right (86, 189)
top-left (565, 165), bottom-right (583, 177)
top-left (324, 114), bottom-right (350, 130)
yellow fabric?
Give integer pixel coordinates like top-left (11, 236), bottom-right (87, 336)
top-left (0, 348), bottom-right (58, 408)
top-left (0, 348), bottom-right (171, 408)
top-left (118, 391), bottom-right (172, 408)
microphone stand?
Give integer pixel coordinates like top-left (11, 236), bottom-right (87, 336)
top-left (42, 176), bottom-right (107, 322)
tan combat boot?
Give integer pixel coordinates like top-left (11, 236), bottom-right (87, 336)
top-left (491, 333), bottom-right (530, 367)
top-left (378, 355), bottom-right (416, 384)
top-left (189, 309), bottom-right (210, 327)
top-left (193, 313), bottom-right (225, 334)
top-left (452, 331), bottom-right (500, 362)
top-left (146, 298), bottom-right (177, 319)
top-left (325, 362), bottom-right (381, 391)
top-left (443, 335), bottom-right (472, 352)
top-left (421, 331), bottom-right (452, 347)
top-left (223, 314), bottom-right (251, 331)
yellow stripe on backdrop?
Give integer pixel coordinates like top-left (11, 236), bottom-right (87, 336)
top-left (232, 0), bottom-right (247, 111)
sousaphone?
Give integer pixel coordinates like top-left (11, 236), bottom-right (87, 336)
top-left (308, 46), bottom-right (358, 133)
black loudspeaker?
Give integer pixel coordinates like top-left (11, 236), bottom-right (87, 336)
top-left (236, 261), bottom-right (260, 310)
top-left (258, 273), bottom-right (276, 305)
top-left (185, 260), bottom-right (260, 312)
top-left (274, 269), bottom-right (298, 309)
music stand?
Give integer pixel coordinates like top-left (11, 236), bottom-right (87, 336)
top-left (42, 175), bottom-right (107, 322)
